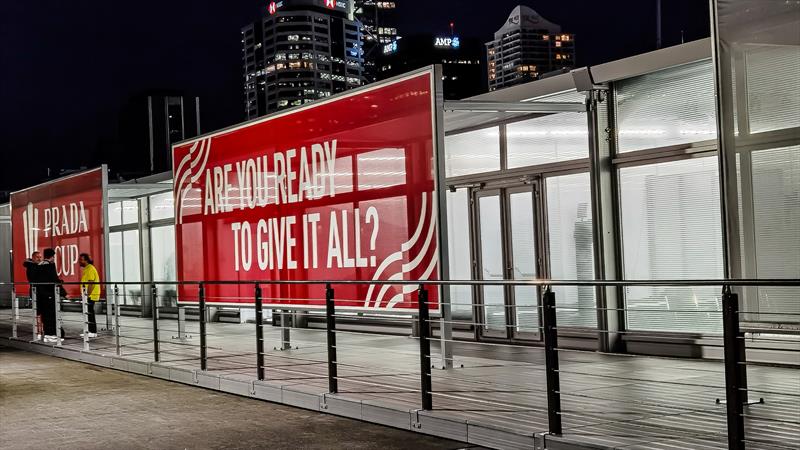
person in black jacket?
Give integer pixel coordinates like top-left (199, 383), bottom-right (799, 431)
top-left (31, 248), bottom-right (62, 343)
top-left (22, 251), bottom-right (43, 338)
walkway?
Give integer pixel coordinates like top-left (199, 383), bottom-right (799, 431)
top-left (0, 345), bottom-right (469, 450)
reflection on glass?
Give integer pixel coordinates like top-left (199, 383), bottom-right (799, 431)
top-left (357, 148), bottom-right (406, 190)
top-left (620, 157), bottom-right (723, 333)
top-left (616, 60), bottom-right (717, 152)
top-left (445, 127), bottom-right (501, 177)
top-left (506, 113), bottom-right (589, 168)
top-left (122, 200), bottom-right (139, 225)
top-left (447, 189), bottom-right (472, 320)
top-left (547, 173), bottom-right (596, 328)
top-left (108, 202), bottom-right (122, 227)
top-left (478, 195), bottom-right (505, 332)
top-left (149, 192), bottom-right (174, 221)
top-left (151, 226), bottom-right (177, 306)
top-left (123, 229), bottom-right (142, 305)
top-left (508, 191), bottom-right (538, 333)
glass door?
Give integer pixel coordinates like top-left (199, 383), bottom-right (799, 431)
top-left (472, 181), bottom-right (543, 340)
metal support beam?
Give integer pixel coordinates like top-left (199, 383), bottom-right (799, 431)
top-left (151, 284), bottom-right (159, 362)
top-left (542, 288), bottom-right (563, 436)
top-left (417, 285), bottom-right (433, 410)
top-left (199, 283), bottom-right (207, 371)
top-left (255, 284), bottom-right (265, 381)
top-left (722, 287), bottom-right (745, 450)
top-left (586, 88), bottom-right (625, 353)
top-left (325, 284), bottom-right (338, 394)
top-left (443, 100), bottom-right (585, 114)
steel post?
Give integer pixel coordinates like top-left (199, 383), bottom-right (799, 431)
top-left (255, 284), bottom-right (265, 381)
top-left (325, 284), bottom-right (338, 394)
top-left (542, 288), bottom-right (562, 435)
top-left (54, 285), bottom-right (63, 347)
top-left (81, 287), bottom-right (89, 351)
top-left (722, 287), bottom-right (745, 450)
top-left (199, 283), bottom-right (207, 371)
top-left (417, 284), bottom-right (433, 410)
top-left (114, 285), bottom-right (121, 355)
top-left (12, 290), bottom-right (18, 339)
top-left (31, 286), bottom-right (38, 341)
top-left (151, 284), bottom-right (159, 362)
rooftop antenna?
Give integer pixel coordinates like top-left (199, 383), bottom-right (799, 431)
top-left (450, 21), bottom-right (455, 37)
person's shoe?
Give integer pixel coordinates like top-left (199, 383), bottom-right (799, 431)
top-left (43, 335), bottom-right (57, 343)
top-left (35, 334), bottom-right (42, 341)
top-left (79, 333), bottom-right (98, 338)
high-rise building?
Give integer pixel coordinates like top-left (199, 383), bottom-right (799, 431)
top-left (486, 5), bottom-right (575, 91)
top-left (117, 92), bottom-right (201, 178)
top-left (242, 0), bottom-right (365, 119)
top-left (382, 32), bottom-right (484, 100)
top-left (353, 1), bottom-right (399, 82)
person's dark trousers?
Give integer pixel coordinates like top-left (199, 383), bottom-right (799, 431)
top-left (87, 300), bottom-right (97, 333)
top-left (39, 296), bottom-right (57, 336)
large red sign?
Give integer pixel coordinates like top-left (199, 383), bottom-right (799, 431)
top-left (173, 70), bottom-right (440, 310)
top-left (11, 168), bottom-right (106, 298)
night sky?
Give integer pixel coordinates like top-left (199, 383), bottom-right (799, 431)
top-left (0, 0), bottom-right (709, 193)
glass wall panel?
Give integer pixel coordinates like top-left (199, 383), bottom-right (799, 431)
top-left (446, 189), bottom-right (473, 320)
top-left (122, 200), bottom-right (139, 225)
top-left (444, 127), bottom-right (501, 177)
top-left (149, 192), bottom-right (174, 221)
top-left (151, 225), bottom-right (177, 306)
top-left (478, 195), bottom-right (506, 332)
top-left (109, 231), bottom-right (124, 287)
top-left (546, 172), bottom-right (596, 328)
top-left (745, 45), bottom-right (800, 134)
top-left (508, 191), bottom-right (538, 333)
top-left (122, 229), bottom-right (142, 305)
top-left (750, 146), bottom-right (800, 321)
top-left (620, 157), bottom-right (724, 333)
top-left (616, 60), bottom-right (717, 152)
top-left (506, 113), bottom-right (588, 168)
top-left (108, 202), bottom-right (122, 227)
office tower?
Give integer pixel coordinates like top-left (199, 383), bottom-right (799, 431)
top-left (117, 92), bottom-right (201, 177)
top-left (242, 0), bottom-right (365, 118)
top-left (486, 5), bottom-right (575, 91)
top-left (382, 32), bottom-right (484, 100)
top-left (353, 0), bottom-right (399, 82)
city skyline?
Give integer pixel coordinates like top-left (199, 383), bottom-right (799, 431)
top-left (0, 0), bottom-right (710, 193)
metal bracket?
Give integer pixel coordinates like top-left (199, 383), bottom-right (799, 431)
top-left (411, 409), bottom-right (422, 429)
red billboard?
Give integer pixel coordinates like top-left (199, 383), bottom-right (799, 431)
top-left (11, 168), bottom-right (106, 298)
top-left (173, 70), bottom-right (441, 310)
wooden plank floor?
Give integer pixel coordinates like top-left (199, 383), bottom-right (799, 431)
top-left (1, 310), bottom-right (797, 449)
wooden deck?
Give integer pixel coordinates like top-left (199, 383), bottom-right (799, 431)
top-left (1, 309), bottom-right (798, 449)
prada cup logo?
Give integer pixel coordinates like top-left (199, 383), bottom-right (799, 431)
top-left (174, 137), bottom-right (212, 224)
top-left (22, 203), bottom-right (39, 258)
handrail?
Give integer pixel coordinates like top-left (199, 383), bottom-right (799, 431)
top-left (5, 278), bottom-right (800, 287)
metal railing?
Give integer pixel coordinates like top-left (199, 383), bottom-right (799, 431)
top-left (1, 278), bottom-right (798, 450)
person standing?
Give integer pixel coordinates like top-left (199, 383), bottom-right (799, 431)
top-left (32, 248), bottom-right (61, 343)
top-left (79, 253), bottom-right (100, 338)
top-left (23, 251), bottom-right (43, 339)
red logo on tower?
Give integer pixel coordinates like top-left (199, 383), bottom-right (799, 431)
top-left (172, 70), bottom-right (441, 311)
top-left (325, 0), bottom-right (336, 8)
top-left (268, 1), bottom-right (277, 15)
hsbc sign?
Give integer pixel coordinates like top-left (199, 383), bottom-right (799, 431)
top-left (11, 168), bottom-right (106, 295)
top-left (172, 70), bottom-right (442, 311)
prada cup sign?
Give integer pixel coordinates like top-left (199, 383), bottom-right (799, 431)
top-left (173, 70), bottom-right (441, 311)
top-left (11, 168), bottom-right (106, 298)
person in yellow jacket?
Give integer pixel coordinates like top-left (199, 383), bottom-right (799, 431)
top-left (79, 253), bottom-right (101, 338)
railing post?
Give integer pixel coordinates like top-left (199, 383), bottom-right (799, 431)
top-left (11, 288), bottom-right (18, 339)
top-left (151, 284), bottom-right (159, 362)
top-left (325, 283), bottom-right (338, 394)
top-left (81, 287), bottom-right (89, 351)
top-left (114, 285), bottom-right (121, 355)
top-left (542, 288), bottom-right (562, 435)
top-left (417, 284), bottom-right (433, 410)
top-left (199, 283), bottom-right (207, 371)
top-left (255, 284), bottom-right (265, 381)
top-left (54, 285), bottom-right (63, 347)
top-left (31, 286), bottom-right (39, 341)
top-left (722, 286), bottom-right (745, 450)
